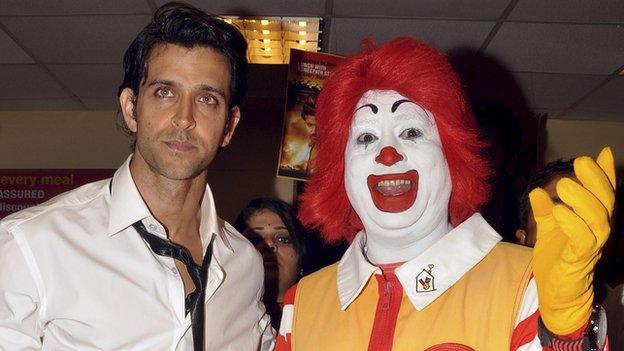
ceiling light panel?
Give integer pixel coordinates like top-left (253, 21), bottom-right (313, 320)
top-left (222, 16), bottom-right (322, 64)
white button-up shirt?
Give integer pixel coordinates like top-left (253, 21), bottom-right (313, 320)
top-left (0, 156), bottom-right (275, 350)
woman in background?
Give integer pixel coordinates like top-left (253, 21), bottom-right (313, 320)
top-left (234, 198), bottom-right (306, 328)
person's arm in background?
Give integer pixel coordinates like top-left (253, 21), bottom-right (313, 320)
top-left (0, 227), bottom-right (44, 350)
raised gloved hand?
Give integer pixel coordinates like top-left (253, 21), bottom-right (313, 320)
top-left (530, 147), bottom-right (616, 335)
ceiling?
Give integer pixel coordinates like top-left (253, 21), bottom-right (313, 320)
top-left (0, 0), bottom-right (623, 121)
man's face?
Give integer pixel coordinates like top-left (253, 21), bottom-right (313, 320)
top-left (120, 43), bottom-right (239, 180)
top-left (344, 90), bottom-right (452, 239)
top-left (517, 174), bottom-right (573, 247)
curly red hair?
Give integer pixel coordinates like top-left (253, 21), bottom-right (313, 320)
top-left (298, 37), bottom-right (491, 243)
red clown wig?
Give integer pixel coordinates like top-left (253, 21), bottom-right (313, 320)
top-left (298, 37), bottom-right (491, 243)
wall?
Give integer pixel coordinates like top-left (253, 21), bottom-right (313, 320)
top-left (0, 110), bottom-right (129, 168)
top-left (545, 118), bottom-right (624, 170)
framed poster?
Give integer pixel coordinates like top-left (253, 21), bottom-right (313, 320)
top-left (276, 49), bottom-right (343, 181)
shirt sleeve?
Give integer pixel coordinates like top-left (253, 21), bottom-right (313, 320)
top-left (0, 227), bottom-right (44, 350)
top-left (512, 277), bottom-right (542, 350)
top-left (258, 311), bottom-right (275, 351)
top-left (255, 263), bottom-right (276, 351)
top-left (275, 284), bottom-right (297, 351)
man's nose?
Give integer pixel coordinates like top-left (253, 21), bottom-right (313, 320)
top-left (375, 146), bottom-right (404, 166)
top-left (171, 97), bottom-right (196, 130)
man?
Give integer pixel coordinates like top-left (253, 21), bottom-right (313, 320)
top-left (516, 162), bottom-right (624, 351)
top-left (0, 3), bottom-right (274, 350)
top-left (516, 159), bottom-right (575, 247)
top-left (276, 38), bottom-right (614, 350)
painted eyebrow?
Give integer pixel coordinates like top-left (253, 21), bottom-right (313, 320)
top-left (391, 99), bottom-right (413, 112)
top-left (391, 99), bottom-right (434, 125)
top-left (355, 103), bottom-right (378, 114)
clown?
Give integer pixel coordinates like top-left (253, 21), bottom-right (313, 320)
top-left (276, 38), bottom-right (615, 350)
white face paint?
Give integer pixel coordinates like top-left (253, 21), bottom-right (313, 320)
top-left (344, 90), bottom-right (452, 259)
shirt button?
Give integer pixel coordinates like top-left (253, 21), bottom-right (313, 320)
top-left (148, 223), bottom-right (158, 231)
top-left (171, 267), bottom-right (179, 275)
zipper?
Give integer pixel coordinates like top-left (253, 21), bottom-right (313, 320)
top-left (368, 271), bottom-right (402, 351)
top-left (382, 279), bottom-right (392, 310)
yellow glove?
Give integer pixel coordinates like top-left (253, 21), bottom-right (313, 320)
top-left (530, 147), bottom-right (616, 335)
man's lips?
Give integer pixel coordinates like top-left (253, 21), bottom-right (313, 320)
top-left (367, 170), bottom-right (419, 213)
top-left (164, 140), bottom-right (195, 152)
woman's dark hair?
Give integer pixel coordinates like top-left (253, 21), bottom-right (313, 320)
top-left (117, 2), bottom-right (248, 109)
top-left (234, 197), bottom-right (306, 269)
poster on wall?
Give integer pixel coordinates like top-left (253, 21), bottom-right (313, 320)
top-left (0, 169), bottom-right (115, 219)
top-left (276, 49), bottom-right (343, 181)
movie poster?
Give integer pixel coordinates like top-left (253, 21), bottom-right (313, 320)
top-left (277, 49), bottom-right (343, 181)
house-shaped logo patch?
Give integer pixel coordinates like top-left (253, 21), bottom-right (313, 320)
top-left (416, 264), bottom-right (436, 293)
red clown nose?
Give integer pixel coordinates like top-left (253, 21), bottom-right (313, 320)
top-left (375, 146), bottom-right (404, 166)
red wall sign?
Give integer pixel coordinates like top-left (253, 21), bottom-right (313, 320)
top-left (0, 169), bottom-right (115, 219)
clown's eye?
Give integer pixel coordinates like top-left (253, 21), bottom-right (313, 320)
top-left (399, 128), bottom-right (422, 140)
top-left (356, 133), bottom-right (378, 147)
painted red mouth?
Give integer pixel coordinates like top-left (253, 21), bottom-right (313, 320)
top-left (366, 170), bottom-right (419, 213)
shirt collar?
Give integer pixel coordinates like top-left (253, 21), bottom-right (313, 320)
top-left (107, 155), bottom-right (234, 253)
top-left (199, 184), bottom-right (233, 253)
top-left (108, 155), bottom-right (151, 236)
top-left (336, 231), bottom-right (379, 310)
top-left (336, 213), bottom-right (501, 311)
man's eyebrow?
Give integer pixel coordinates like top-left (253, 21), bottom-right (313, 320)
top-left (356, 103), bottom-right (378, 114)
top-left (145, 80), bottom-right (227, 100)
top-left (147, 79), bottom-right (175, 88)
top-left (197, 84), bottom-right (226, 100)
top-left (391, 99), bottom-right (413, 113)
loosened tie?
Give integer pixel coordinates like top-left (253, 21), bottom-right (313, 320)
top-left (132, 221), bottom-right (213, 351)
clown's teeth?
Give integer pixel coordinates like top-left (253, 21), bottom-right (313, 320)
top-left (377, 179), bottom-right (412, 187)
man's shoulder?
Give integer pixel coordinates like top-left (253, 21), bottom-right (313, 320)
top-left (0, 178), bottom-right (110, 234)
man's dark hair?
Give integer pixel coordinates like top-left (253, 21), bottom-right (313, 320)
top-left (518, 159), bottom-right (574, 229)
top-left (117, 2), bottom-right (248, 111)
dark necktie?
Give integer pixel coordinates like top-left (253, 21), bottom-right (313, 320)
top-left (132, 221), bottom-right (213, 351)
